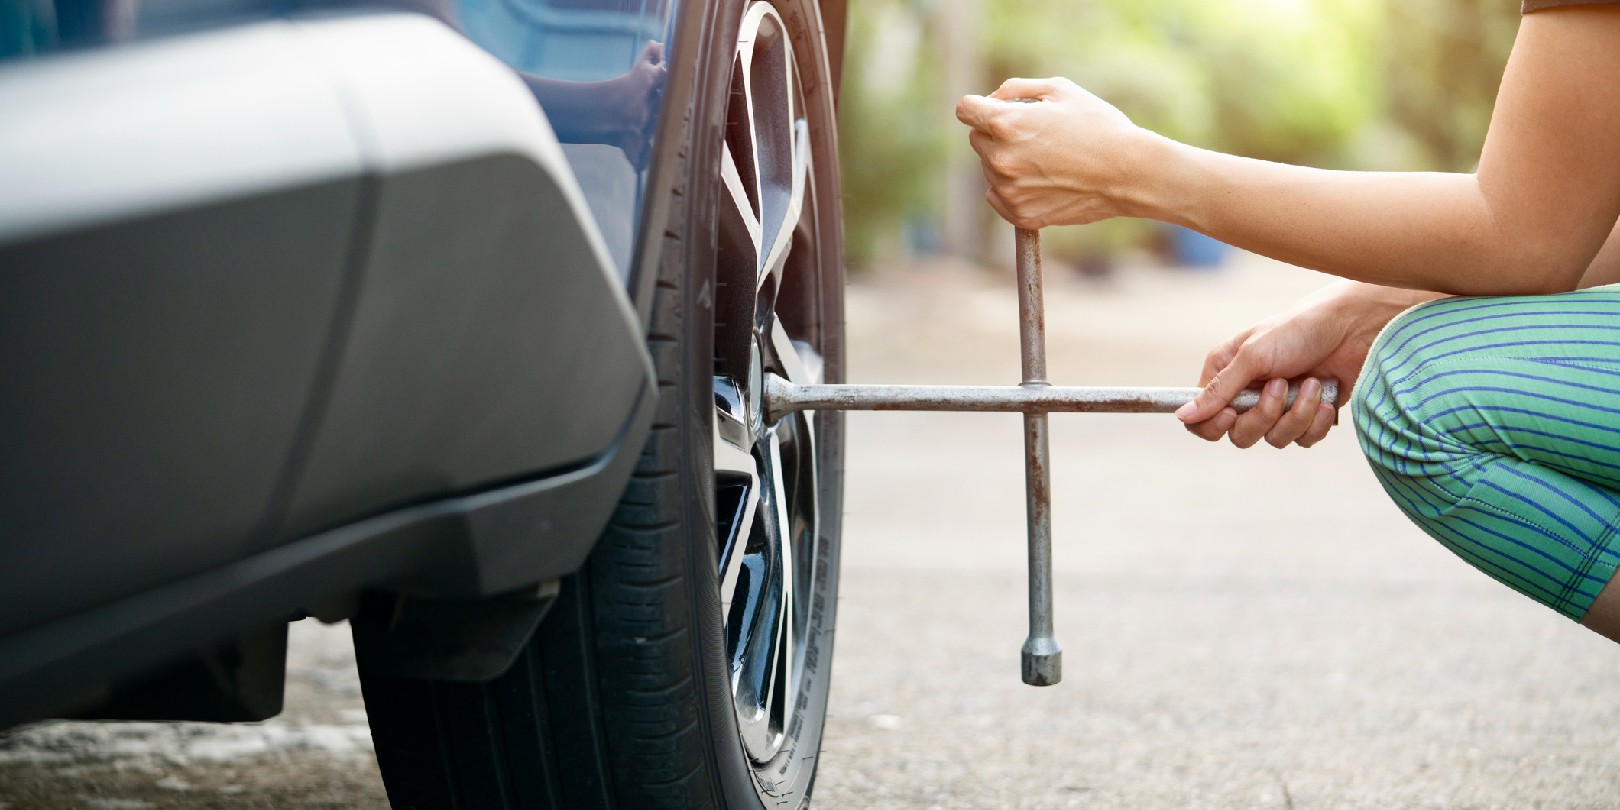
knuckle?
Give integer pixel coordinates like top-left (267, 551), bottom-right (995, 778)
top-left (1188, 425), bottom-right (1220, 442)
top-left (1228, 425), bottom-right (1256, 448)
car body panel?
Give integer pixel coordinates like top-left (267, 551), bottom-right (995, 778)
top-left (266, 14), bottom-right (652, 542)
top-left (0, 13), bottom-right (654, 723)
top-left (456, 0), bottom-right (673, 282)
top-left (0, 23), bottom-right (371, 638)
top-left (0, 179), bottom-right (361, 639)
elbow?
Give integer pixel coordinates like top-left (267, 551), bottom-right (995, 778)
top-left (1532, 273), bottom-right (1585, 295)
top-left (1464, 179), bottom-right (1593, 295)
top-left (1460, 237), bottom-right (1588, 297)
top-left (1507, 239), bottom-right (1587, 295)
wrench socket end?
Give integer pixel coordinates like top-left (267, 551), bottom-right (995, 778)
top-left (1021, 638), bottom-right (1062, 686)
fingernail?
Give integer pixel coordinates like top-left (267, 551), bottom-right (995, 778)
top-left (1175, 401), bottom-right (1196, 420)
top-left (1266, 378), bottom-right (1285, 396)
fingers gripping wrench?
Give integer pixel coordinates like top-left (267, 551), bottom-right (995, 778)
top-left (762, 228), bottom-right (1337, 686)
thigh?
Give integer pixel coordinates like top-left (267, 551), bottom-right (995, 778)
top-left (1353, 289), bottom-right (1620, 619)
top-left (1362, 288), bottom-right (1620, 490)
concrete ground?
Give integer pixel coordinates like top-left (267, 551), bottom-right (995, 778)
top-left (3, 254), bottom-right (1618, 808)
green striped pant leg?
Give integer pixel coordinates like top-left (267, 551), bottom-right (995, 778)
top-left (1351, 288), bottom-right (1620, 620)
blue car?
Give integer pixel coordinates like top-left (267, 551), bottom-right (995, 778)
top-left (0, 0), bottom-right (847, 803)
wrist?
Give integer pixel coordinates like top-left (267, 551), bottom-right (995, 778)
top-left (1321, 280), bottom-right (1441, 336)
top-left (1334, 280), bottom-right (1443, 312)
top-left (1110, 130), bottom-right (1189, 221)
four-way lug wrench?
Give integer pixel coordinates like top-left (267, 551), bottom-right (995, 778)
top-left (763, 228), bottom-right (1336, 687)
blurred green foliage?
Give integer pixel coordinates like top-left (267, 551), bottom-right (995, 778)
top-left (1381, 0), bottom-right (1521, 171)
top-left (837, 0), bottom-right (1521, 268)
top-left (837, 0), bottom-right (948, 264)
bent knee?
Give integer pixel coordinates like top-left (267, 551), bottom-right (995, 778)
top-left (1352, 301), bottom-right (1446, 474)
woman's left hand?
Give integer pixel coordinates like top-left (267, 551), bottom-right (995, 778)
top-left (955, 77), bottom-right (1153, 229)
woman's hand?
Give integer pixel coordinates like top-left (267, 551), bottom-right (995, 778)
top-left (1175, 282), bottom-right (1438, 448)
top-left (955, 77), bottom-right (1155, 229)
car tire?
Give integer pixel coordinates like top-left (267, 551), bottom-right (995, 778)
top-left (355, 0), bottom-right (845, 804)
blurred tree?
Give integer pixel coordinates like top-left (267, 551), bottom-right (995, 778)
top-left (1380, 0), bottom-right (1519, 171)
top-left (984, 0), bottom-right (1383, 165)
top-left (838, 0), bottom-right (947, 266)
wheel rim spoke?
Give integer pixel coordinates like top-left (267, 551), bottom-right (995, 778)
top-left (736, 4), bottom-right (809, 307)
top-left (768, 316), bottom-right (813, 387)
top-left (714, 376), bottom-right (760, 627)
top-left (731, 430), bottom-right (793, 760)
top-left (759, 123), bottom-right (809, 303)
top-left (718, 141), bottom-right (762, 277)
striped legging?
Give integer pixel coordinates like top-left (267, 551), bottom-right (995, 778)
top-left (1354, 288), bottom-right (1620, 620)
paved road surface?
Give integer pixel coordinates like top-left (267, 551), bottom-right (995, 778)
top-left (4, 255), bottom-right (1618, 808)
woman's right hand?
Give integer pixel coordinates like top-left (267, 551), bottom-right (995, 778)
top-left (955, 77), bottom-right (1155, 230)
top-left (1175, 281), bottom-right (1433, 448)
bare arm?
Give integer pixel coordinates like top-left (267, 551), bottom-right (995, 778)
top-left (958, 8), bottom-right (1620, 296)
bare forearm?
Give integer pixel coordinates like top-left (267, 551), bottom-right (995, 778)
top-left (1129, 11), bottom-right (1620, 297)
top-left (1131, 140), bottom-right (1579, 296)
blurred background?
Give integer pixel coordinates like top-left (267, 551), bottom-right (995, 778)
top-left (838, 0), bottom-right (1518, 273)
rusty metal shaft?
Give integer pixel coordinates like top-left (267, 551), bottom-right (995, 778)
top-left (761, 379), bottom-right (1335, 418)
top-left (1015, 228), bottom-right (1061, 687)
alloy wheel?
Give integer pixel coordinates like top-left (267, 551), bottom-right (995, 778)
top-left (709, 0), bottom-right (829, 767)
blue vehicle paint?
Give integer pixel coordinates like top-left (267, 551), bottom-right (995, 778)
top-left (457, 0), bottom-right (678, 280)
